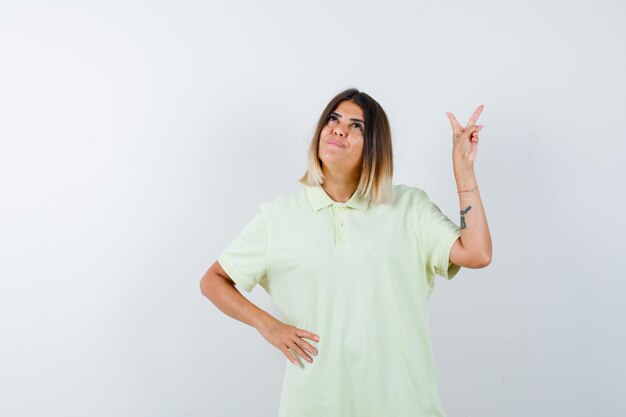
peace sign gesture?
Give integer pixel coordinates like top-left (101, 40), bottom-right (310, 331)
top-left (446, 104), bottom-right (484, 163)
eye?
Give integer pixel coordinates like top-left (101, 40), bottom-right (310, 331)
top-left (327, 115), bottom-right (363, 131)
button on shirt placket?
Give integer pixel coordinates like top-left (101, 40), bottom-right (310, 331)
top-left (332, 204), bottom-right (349, 252)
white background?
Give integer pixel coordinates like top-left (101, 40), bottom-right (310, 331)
top-left (1, 1), bottom-right (624, 416)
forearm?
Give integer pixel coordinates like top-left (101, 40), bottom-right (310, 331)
top-left (200, 271), bottom-right (278, 332)
top-left (453, 158), bottom-right (492, 263)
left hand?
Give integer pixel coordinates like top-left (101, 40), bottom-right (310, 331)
top-left (446, 104), bottom-right (484, 163)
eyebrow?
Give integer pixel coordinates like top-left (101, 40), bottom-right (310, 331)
top-left (330, 111), bottom-right (365, 125)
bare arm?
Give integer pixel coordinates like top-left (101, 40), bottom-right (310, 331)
top-left (449, 158), bottom-right (492, 268)
top-left (446, 105), bottom-right (492, 269)
top-left (199, 260), bottom-right (276, 331)
top-left (199, 261), bottom-right (320, 365)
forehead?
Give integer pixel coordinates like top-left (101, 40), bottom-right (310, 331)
top-left (333, 100), bottom-right (364, 118)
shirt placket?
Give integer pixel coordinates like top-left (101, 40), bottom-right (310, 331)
top-left (332, 204), bottom-right (349, 252)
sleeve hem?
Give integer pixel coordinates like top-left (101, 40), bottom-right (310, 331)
top-left (217, 255), bottom-right (256, 292)
top-left (435, 230), bottom-right (462, 280)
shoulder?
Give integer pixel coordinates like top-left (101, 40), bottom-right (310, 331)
top-left (390, 183), bottom-right (430, 207)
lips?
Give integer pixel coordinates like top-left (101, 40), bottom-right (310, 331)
top-left (327, 140), bottom-right (345, 148)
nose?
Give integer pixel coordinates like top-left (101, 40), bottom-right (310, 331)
top-left (333, 126), bottom-right (346, 137)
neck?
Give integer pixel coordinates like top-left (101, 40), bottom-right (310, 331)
top-left (321, 168), bottom-right (359, 203)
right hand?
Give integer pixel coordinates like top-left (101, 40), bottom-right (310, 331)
top-left (256, 317), bottom-right (319, 365)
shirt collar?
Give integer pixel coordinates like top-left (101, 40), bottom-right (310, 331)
top-left (306, 184), bottom-right (370, 211)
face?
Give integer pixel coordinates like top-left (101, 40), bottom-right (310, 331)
top-left (318, 100), bottom-right (365, 176)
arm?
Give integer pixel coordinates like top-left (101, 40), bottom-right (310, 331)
top-left (199, 261), bottom-right (320, 364)
top-left (449, 157), bottom-right (492, 268)
top-left (445, 105), bottom-right (492, 269)
top-left (199, 260), bottom-right (277, 331)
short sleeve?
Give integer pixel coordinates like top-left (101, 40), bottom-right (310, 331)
top-left (217, 203), bottom-right (269, 292)
top-left (415, 191), bottom-right (462, 280)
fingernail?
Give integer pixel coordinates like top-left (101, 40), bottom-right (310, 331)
top-left (314, 336), bottom-right (319, 341)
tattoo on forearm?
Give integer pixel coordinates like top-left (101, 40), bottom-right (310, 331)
top-left (460, 206), bottom-right (472, 229)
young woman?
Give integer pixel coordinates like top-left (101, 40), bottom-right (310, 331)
top-left (200, 88), bottom-right (492, 417)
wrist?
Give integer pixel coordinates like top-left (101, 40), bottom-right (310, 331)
top-left (252, 310), bottom-right (278, 332)
top-left (457, 184), bottom-right (479, 194)
top-left (453, 159), bottom-right (477, 190)
top-left (453, 155), bottom-right (474, 169)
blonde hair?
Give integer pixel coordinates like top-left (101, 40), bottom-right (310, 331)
top-left (298, 88), bottom-right (394, 205)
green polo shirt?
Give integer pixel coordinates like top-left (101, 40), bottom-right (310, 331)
top-left (217, 183), bottom-right (462, 417)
